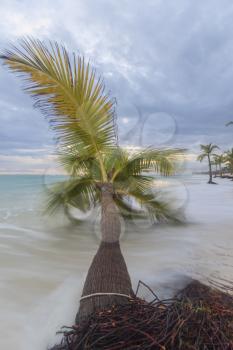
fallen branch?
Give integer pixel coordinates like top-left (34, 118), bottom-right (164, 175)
top-left (50, 280), bottom-right (233, 350)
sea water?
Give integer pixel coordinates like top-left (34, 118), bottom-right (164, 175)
top-left (0, 174), bottom-right (233, 349)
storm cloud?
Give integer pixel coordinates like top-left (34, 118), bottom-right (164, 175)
top-left (1, 0), bottom-right (233, 172)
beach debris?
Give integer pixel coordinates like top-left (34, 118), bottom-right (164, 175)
top-left (50, 279), bottom-right (233, 350)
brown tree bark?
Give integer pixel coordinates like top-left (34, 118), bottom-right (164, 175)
top-left (76, 183), bottom-right (133, 322)
top-left (208, 154), bottom-right (213, 183)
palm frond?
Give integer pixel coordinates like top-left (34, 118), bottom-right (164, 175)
top-left (198, 143), bottom-right (219, 160)
top-left (197, 154), bottom-right (206, 162)
top-left (113, 195), bottom-right (143, 220)
top-left (58, 147), bottom-right (101, 179)
top-left (213, 154), bottom-right (226, 165)
top-left (144, 197), bottom-right (182, 223)
top-left (200, 144), bottom-right (209, 152)
top-left (114, 174), bottom-right (155, 196)
top-left (111, 147), bottom-right (184, 181)
top-left (225, 149), bottom-right (233, 168)
top-left (1, 39), bottom-right (185, 226)
top-left (210, 144), bottom-right (219, 153)
top-left (0, 38), bottom-right (116, 168)
top-left (46, 177), bottom-right (98, 216)
top-left (115, 183), bottom-right (182, 223)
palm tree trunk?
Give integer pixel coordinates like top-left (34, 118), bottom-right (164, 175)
top-left (208, 155), bottom-right (213, 183)
top-left (76, 184), bottom-right (132, 322)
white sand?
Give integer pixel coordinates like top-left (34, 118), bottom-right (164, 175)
top-left (0, 175), bottom-right (232, 349)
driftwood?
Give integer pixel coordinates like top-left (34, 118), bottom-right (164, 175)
top-left (50, 279), bottom-right (233, 350)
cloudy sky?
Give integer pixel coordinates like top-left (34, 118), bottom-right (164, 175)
top-left (1, 0), bottom-right (233, 173)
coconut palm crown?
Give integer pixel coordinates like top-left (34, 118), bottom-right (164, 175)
top-left (197, 143), bottom-right (219, 184)
top-left (1, 38), bottom-right (183, 320)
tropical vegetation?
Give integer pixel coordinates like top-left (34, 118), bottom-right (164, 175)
top-left (225, 148), bottom-right (233, 175)
top-left (197, 143), bottom-right (219, 184)
top-left (213, 154), bottom-right (225, 177)
top-left (1, 38), bottom-right (183, 321)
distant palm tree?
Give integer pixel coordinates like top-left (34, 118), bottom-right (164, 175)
top-left (1, 39), bottom-right (183, 321)
top-left (213, 154), bottom-right (225, 177)
top-left (197, 144), bottom-right (219, 184)
top-left (212, 157), bottom-right (218, 178)
top-left (225, 148), bottom-right (233, 175)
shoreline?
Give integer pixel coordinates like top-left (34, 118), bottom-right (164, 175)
top-left (0, 174), bottom-right (233, 349)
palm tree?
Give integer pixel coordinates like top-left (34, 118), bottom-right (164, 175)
top-left (212, 157), bottom-right (218, 178)
top-left (225, 148), bottom-right (233, 175)
top-left (213, 154), bottom-right (225, 177)
top-left (197, 144), bottom-right (219, 184)
top-left (1, 39), bottom-right (183, 321)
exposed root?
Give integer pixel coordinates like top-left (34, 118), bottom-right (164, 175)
top-left (50, 280), bottom-right (233, 350)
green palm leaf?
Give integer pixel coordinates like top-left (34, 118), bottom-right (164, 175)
top-left (58, 147), bottom-right (101, 178)
top-left (197, 154), bottom-right (205, 162)
top-left (111, 147), bottom-right (184, 181)
top-left (1, 39), bottom-right (184, 225)
top-left (1, 38), bottom-right (116, 180)
top-left (46, 177), bottom-right (98, 215)
top-left (120, 187), bottom-right (181, 223)
top-left (113, 195), bottom-right (143, 220)
top-left (197, 143), bottom-right (219, 161)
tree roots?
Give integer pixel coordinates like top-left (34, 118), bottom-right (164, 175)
top-left (50, 279), bottom-right (233, 350)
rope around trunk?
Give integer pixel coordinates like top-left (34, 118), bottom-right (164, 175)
top-left (50, 279), bottom-right (233, 350)
top-left (80, 292), bottom-right (132, 301)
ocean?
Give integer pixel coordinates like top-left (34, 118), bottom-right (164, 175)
top-left (0, 174), bottom-right (233, 349)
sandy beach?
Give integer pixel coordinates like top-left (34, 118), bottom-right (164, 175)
top-left (0, 174), bottom-right (232, 349)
